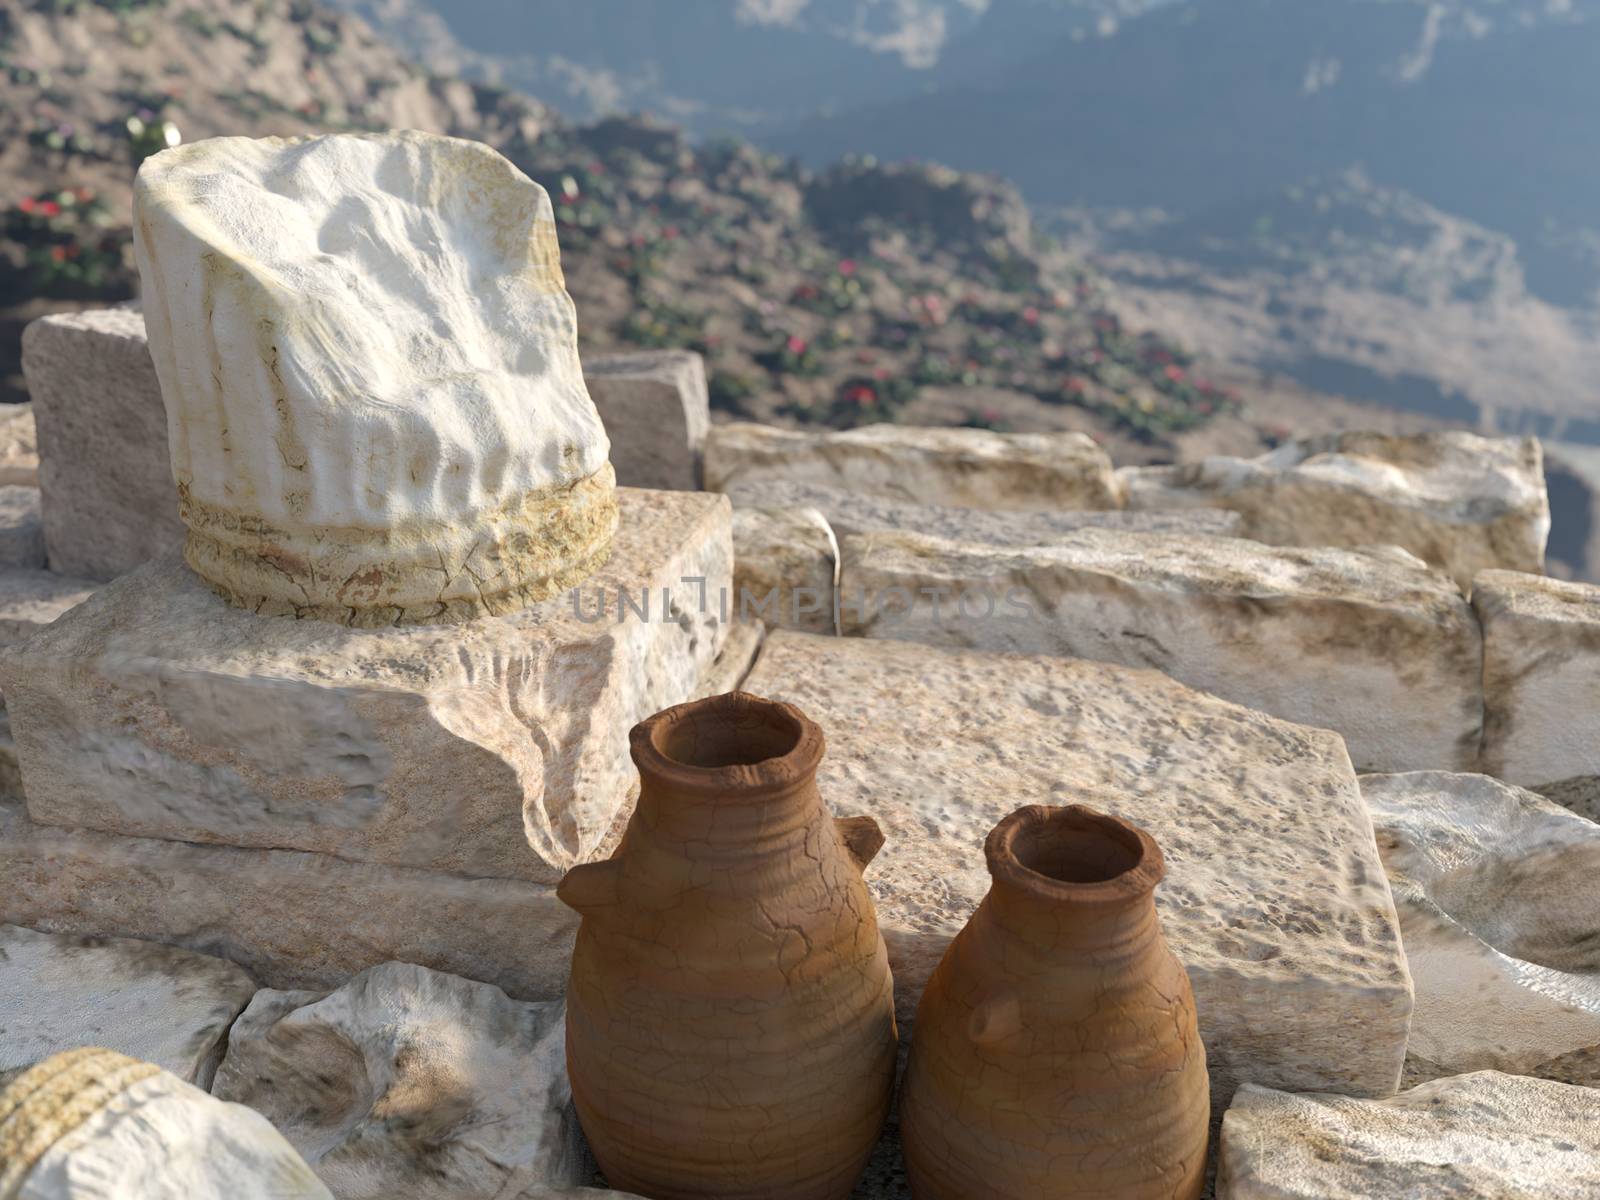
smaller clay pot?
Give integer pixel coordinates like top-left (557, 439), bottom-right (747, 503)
top-left (559, 691), bottom-right (897, 1200)
top-left (898, 804), bottom-right (1209, 1200)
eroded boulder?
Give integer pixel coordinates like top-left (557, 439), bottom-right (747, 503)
top-left (213, 962), bottom-right (584, 1200)
top-left (1364, 771), bottom-right (1600, 1086)
top-left (1121, 431), bottom-right (1549, 589)
top-left (1218, 1071), bottom-right (1600, 1199)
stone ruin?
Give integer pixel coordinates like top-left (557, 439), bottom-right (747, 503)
top-left (1, 129), bottom-right (1599, 1198)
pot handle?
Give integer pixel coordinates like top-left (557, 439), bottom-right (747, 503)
top-left (557, 859), bottom-right (622, 915)
top-left (966, 988), bottom-right (1023, 1047)
top-left (835, 815), bottom-right (885, 872)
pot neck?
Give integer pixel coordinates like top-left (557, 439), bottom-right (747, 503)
top-left (978, 803), bottom-right (1166, 962)
top-left (628, 691), bottom-right (827, 858)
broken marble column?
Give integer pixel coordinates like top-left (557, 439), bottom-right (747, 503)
top-left (0, 402), bottom-right (37, 487)
top-left (837, 529), bottom-right (1482, 772)
top-left (725, 479), bottom-right (1244, 544)
top-left (0, 925), bottom-right (255, 1090)
top-left (1363, 771), bottom-right (1600, 1087)
top-left (0, 487), bottom-right (44, 569)
top-left (1474, 569), bottom-right (1600, 813)
top-left (584, 349), bottom-right (709, 491)
top-left (744, 631), bottom-right (1413, 1110)
top-left (705, 421), bottom-right (1123, 511)
top-left (731, 504), bottom-right (837, 634)
top-left (1121, 431), bottom-right (1549, 590)
top-left (0, 790), bottom-right (581, 1000)
top-left (20, 309), bottom-right (184, 581)
top-left (1217, 1072), bottom-right (1600, 1199)
top-left (213, 963), bottom-right (586, 1199)
top-left (134, 132), bottom-right (618, 625)
top-left (0, 1048), bottom-right (333, 1200)
top-left (2, 489), bottom-right (729, 882)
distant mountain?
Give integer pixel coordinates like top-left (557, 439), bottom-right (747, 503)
top-left (777, 0), bottom-right (1600, 304)
top-left (326, 0), bottom-right (1161, 132)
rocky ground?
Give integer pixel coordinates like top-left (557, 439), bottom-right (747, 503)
top-left (0, 0), bottom-right (1452, 470)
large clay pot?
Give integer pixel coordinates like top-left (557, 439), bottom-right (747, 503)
top-left (899, 804), bottom-right (1209, 1200)
top-left (558, 691), bottom-right (898, 1200)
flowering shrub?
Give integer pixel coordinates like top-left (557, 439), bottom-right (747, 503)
top-left (3, 186), bottom-right (130, 297)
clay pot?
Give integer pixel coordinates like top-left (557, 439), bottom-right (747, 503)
top-left (898, 804), bottom-right (1209, 1200)
top-left (558, 691), bottom-right (898, 1200)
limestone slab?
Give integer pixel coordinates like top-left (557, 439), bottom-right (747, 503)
top-left (0, 402), bottom-right (38, 488)
top-left (0, 925), bottom-right (255, 1091)
top-left (1121, 431), bottom-right (1549, 590)
top-left (135, 132), bottom-right (616, 623)
top-left (743, 632), bottom-right (1413, 1110)
top-left (0, 569), bottom-right (96, 647)
top-left (0, 793), bottom-right (577, 1002)
top-left (585, 350), bottom-right (709, 491)
top-left (214, 963), bottom-right (583, 1200)
top-left (1, 489), bottom-right (729, 882)
top-left (1474, 569), bottom-right (1600, 811)
top-left (1217, 1072), bottom-right (1600, 1199)
top-left (0, 487), bottom-right (44, 569)
top-left (726, 479), bottom-right (1244, 543)
top-left (838, 529), bottom-right (1481, 772)
top-left (732, 505), bottom-right (838, 634)
top-left (705, 421), bottom-right (1121, 511)
top-left (1364, 771), bottom-right (1600, 1087)
top-left (19, 309), bottom-right (183, 581)
top-left (0, 1048), bottom-right (333, 1200)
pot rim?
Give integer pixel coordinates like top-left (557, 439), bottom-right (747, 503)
top-left (985, 804), bottom-right (1165, 905)
top-left (629, 690), bottom-right (825, 794)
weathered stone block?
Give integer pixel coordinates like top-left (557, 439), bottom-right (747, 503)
top-left (0, 402), bottom-right (38, 488)
top-left (1475, 569), bottom-right (1600, 809)
top-left (705, 421), bottom-right (1122, 511)
top-left (585, 350), bottom-right (710, 491)
top-left (744, 632), bottom-right (1412, 1110)
top-left (837, 529), bottom-right (1481, 772)
top-left (732, 505), bottom-right (837, 634)
top-left (1121, 431), bottom-right (1549, 590)
top-left (214, 963), bottom-right (584, 1199)
top-left (1364, 771), bottom-right (1600, 1088)
top-left (19, 309), bottom-right (184, 581)
top-left (0, 490), bottom-right (730, 882)
top-left (726, 479), bottom-right (1244, 543)
top-left (0, 924), bottom-right (256, 1090)
top-left (0, 487), bottom-right (44, 569)
top-left (1218, 1072), bottom-right (1600, 1199)
top-left (0, 568), bottom-right (96, 647)
top-left (0, 794), bottom-right (577, 1001)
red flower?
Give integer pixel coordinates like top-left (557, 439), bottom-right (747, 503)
top-left (1164, 365), bottom-right (1187, 383)
top-left (786, 335), bottom-right (808, 355)
top-left (847, 385), bottom-right (876, 406)
top-left (838, 259), bottom-right (857, 277)
top-left (872, 366), bottom-right (890, 381)
top-left (1063, 376), bottom-right (1088, 394)
top-left (39, 200), bottom-right (61, 217)
top-left (18, 197), bottom-right (36, 213)
top-left (663, 225), bottom-right (679, 240)
top-left (1022, 306), bottom-right (1040, 325)
top-left (49, 245), bottom-right (67, 262)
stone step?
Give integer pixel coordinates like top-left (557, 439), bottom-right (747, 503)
top-left (742, 630), bottom-right (1412, 1114)
top-left (1, 489), bottom-right (730, 883)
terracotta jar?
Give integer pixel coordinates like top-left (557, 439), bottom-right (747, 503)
top-left (558, 691), bottom-right (898, 1200)
top-left (898, 804), bottom-right (1209, 1200)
